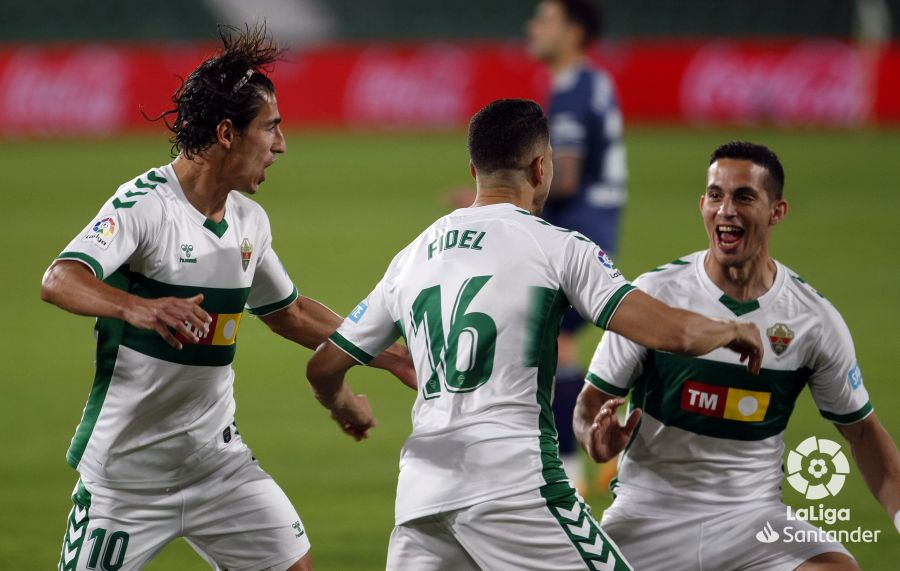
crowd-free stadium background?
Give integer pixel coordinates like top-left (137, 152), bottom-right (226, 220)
top-left (1, 1), bottom-right (898, 568)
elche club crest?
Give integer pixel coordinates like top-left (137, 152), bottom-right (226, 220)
top-left (766, 322), bottom-right (794, 356)
top-left (240, 238), bottom-right (253, 271)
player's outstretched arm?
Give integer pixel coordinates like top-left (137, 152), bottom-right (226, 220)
top-left (306, 341), bottom-right (377, 441)
top-left (260, 296), bottom-right (416, 389)
top-left (835, 412), bottom-right (900, 532)
top-left (40, 260), bottom-right (211, 350)
top-left (574, 385), bottom-right (642, 463)
top-left (607, 289), bottom-right (764, 374)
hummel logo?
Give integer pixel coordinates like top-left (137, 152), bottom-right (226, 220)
top-left (292, 520), bottom-right (305, 538)
top-left (180, 243), bottom-right (197, 264)
top-left (755, 521), bottom-right (780, 543)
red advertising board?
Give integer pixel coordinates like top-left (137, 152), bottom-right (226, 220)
top-left (0, 40), bottom-right (898, 135)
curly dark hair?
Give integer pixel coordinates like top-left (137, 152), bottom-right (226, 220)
top-left (148, 24), bottom-right (283, 159)
top-left (710, 141), bottom-right (785, 200)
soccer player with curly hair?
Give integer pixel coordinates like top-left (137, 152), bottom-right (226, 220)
top-left (41, 25), bottom-right (414, 571)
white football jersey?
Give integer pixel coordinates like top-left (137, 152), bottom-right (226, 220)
top-left (587, 251), bottom-right (872, 505)
top-left (56, 163), bottom-right (297, 489)
top-left (330, 203), bottom-right (634, 524)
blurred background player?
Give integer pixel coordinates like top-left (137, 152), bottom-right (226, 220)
top-left (40, 25), bottom-right (412, 571)
top-left (306, 99), bottom-right (763, 571)
top-left (527, 0), bottom-right (628, 491)
top-left (574, 141), bottom-right (900, 570)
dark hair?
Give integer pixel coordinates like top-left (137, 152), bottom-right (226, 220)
top-left (147, 24), bottom-right (282, 159)
top-left (468, 99), bottom-right (549, 174)
top-left (710, 141), bottom-right (785, 200)
top-left (553, 0), bottom-right (603, 47)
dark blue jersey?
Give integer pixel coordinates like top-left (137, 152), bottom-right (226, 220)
top-left (542, 64), bottom-right (627, 254)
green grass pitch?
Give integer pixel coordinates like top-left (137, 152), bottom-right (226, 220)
top-left (0, 127), bottom-right (897, 569)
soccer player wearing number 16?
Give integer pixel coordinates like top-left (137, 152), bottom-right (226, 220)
top-left (306, 99), bottom-right (764, 570)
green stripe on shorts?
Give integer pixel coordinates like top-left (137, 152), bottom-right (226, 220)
top-left (540, 482), bottom-right (633, 570)
top-left (59, 479), bottom-right (92, 571)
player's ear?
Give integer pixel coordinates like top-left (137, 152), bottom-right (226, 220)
top-left (530, 154), bottom-right (545, 187)
top-left (216, 119), bottom-right (236, 150)
top-left (770, 199), bottom-right (789, 226)
top-left (469, 161), bottom-right (477, 180)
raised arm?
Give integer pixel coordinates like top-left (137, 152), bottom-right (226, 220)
top-left (41, 260), bottom-right (211, 349)
top-left (607, 289), bottom-right (763, 374)
top-left (835, 413), bottom-right (900, 531)
top-left (261, 296), bottom-right (416, 390)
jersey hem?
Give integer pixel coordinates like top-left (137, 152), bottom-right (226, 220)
top-left (819, 401), bottom-right (874, 425)
top-left (595, 284), bottom-right (636, 329)
top-left (329, 331), bottom-right (374, 365)
top-left (585, 372), bottom-right (629, 397)
top-left (248, 287), bottom-right (299, 316)
top-left (57, 251), bottom-right (104, 280)
top-left (395, 479), bottom-right (553, 526)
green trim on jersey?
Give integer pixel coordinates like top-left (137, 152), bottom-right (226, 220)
top-left (57, 251), bottom-right (104, 280)
top-left (525, 286), bottom-right (569, 484)
top-left (649, 258), bottom-right (690, 272)
top-left (329, 331), bottom-right (375, 365)
top-left (585, 372), bottom-right (629, 397)
top-left (203, 217), bottom-right (229, 238)
top-left (539, 481), bottom-right (632, 570)
top-left (820, 401), bottom-right (873, 425)
top-left (632, 352), bottom-right (809, 441)
top-left (248, 287), bottom-right (299, 316)
top-left (595, 284), bottom-right (636, 330)
top-left (120, 271), bottom-right (250, 367)
top-left (718, 293), bottom-right (761, 316)
top-left (66, 271), bottom-right (129, 468)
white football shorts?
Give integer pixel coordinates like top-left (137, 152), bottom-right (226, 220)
top-left (600, 489), bottom-right (852, 571)
top-left (58, 430), bottom-right (310, 571)
top-left (386, 482), bottom-right (632, 570)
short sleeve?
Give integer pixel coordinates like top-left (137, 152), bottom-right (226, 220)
top-left (56, 195), bottom-right (161, 280)
top-left (557, 236), bottom-right (635, 330)
top-left (550, 111), bottom-right (587, 156)
top-left (586, 330), bottom-right (647, 397)
top-left (807, 305), bottom-right (873, 425)
top-left (246, 247), bottom-right (298, 316)
top-left (329, 278), bottom-right (401, 365)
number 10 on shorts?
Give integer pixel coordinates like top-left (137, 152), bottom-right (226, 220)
top-left (85, 528), bottom-right (129, 571)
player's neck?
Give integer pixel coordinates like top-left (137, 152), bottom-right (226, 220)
top-left (548, 51), bottom-right (585, 77)
top-left (471, 185), bottom-right (535, 213)
top-left (705, 251), bottom-right (777, 302)
top-left (173, 156), bottom-right (230, 222)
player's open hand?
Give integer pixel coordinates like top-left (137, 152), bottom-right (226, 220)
top-left (726, 322), bottom-right (764, 375)
top-left (123, 294), bottom-right (212, 350)
top-left (330, 393), bottom-right (378, 441)
top-left (587, 398), bottom-right (642, 463)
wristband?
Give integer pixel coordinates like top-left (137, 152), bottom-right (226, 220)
top-left (894, 510), bottom-right (899, 534)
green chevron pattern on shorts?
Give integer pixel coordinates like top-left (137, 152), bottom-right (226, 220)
top-left (540, 482), bottom-right (633, 570)
top-left (58, 480), bottom-right (92, 571)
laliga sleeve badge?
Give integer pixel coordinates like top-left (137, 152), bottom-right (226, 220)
top-left (82, 215), bottom-right (119, 249)
top-left (766, 323), bottom-right (794, 356)
top-left (240, 238), bottom-right (252, 271)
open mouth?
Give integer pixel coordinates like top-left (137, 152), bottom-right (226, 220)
top-left (716, 224), bottom-right (744, 250)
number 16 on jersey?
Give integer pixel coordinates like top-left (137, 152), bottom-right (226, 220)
top-left (409, 276), bottom-right (497, 399)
